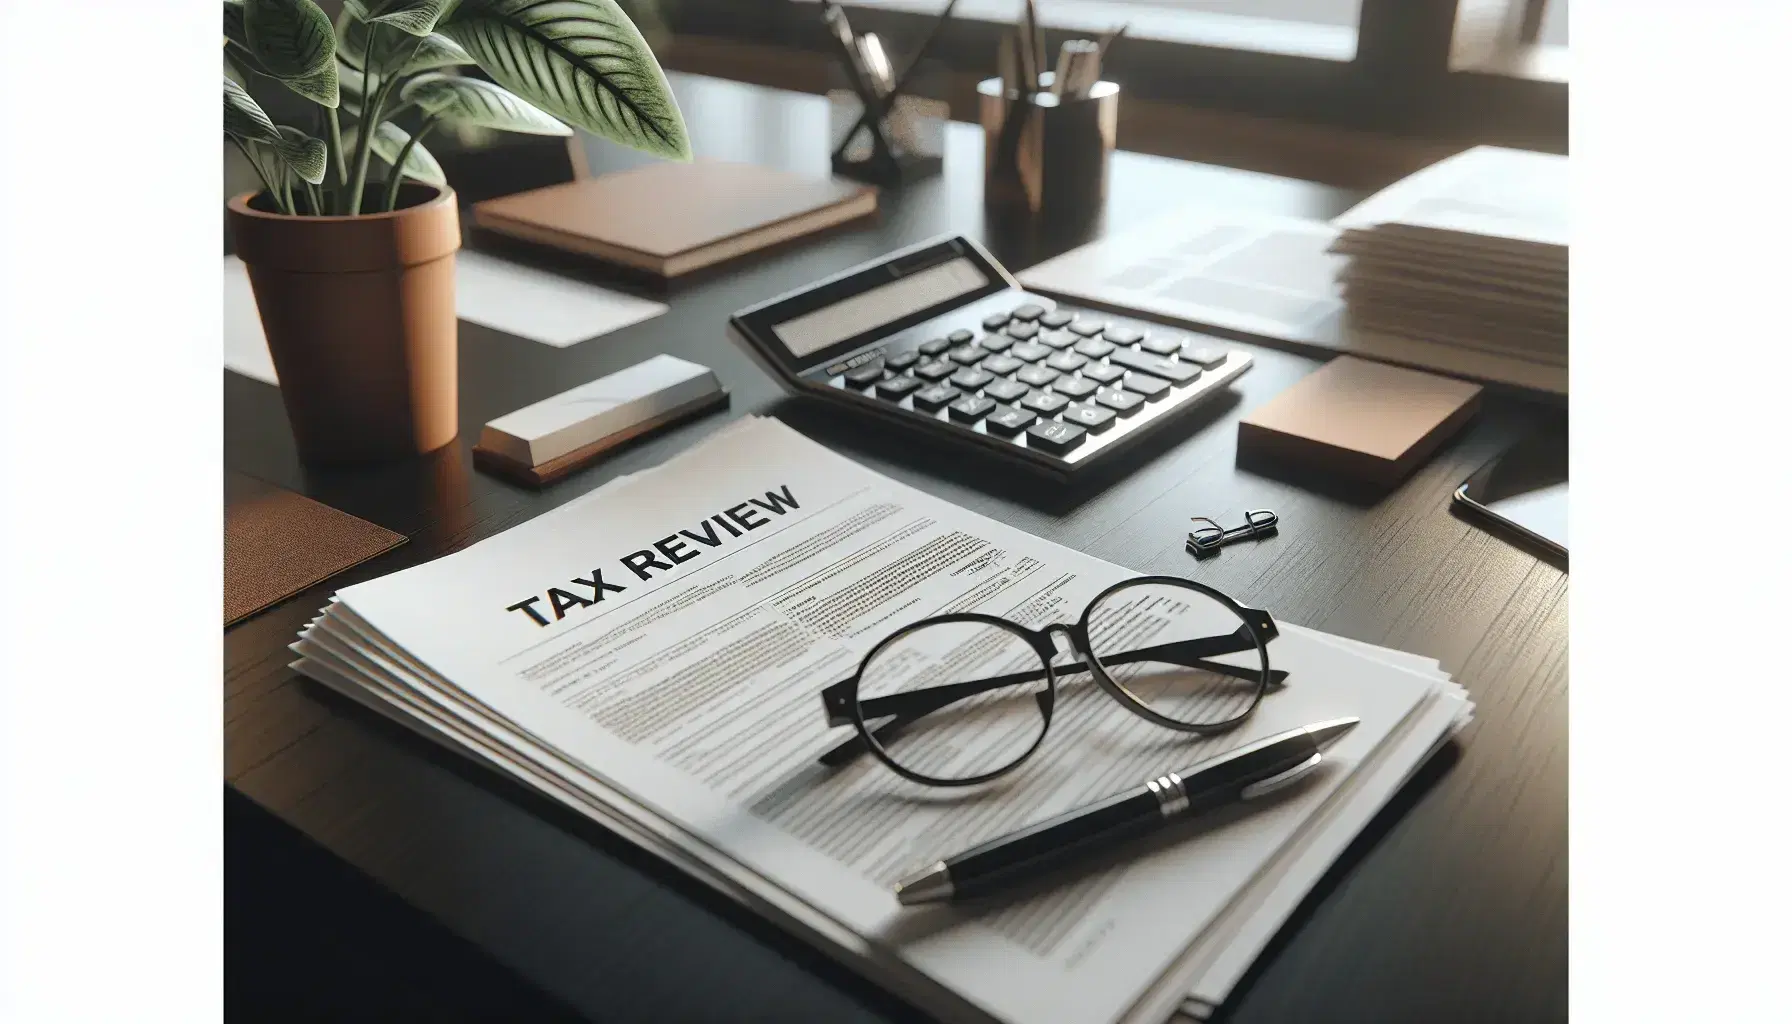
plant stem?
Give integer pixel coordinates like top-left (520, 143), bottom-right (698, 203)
top-left (347, 22), bottom-right (387, 215)
top-left (325, 106), bottom-right (349, 211)
top-left (382, 120), bottom-right (437, 212)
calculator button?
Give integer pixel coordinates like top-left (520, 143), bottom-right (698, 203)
top-left (1106, 347), bottom-right (1201, 384)
top-left (979, 333), bottom-right (1014, 353)
top-left (1010, 303), bottom-right (1045, 321)
top-left (1181, 344), bottom-right (1229, 369)
top-left (1140, 335), bottom-right (1182, 356)
top-left (843, 363), bottom-right (885, 387)
top-left (983, 377), bottom-right (1030, 403)
top-left (876, 376), bottom-right (924, 401)
top-left (1102, 325), bottom-right (1143, 345)
top-left (948, 345), bottom-right (986, 366)
top-left (948, 395), bottom-right (997, 422)
top-left (985, 405), bottom-right (1037, 436)
top-left (1045, 351), bottom-right (1088, 373)
top-left (919, 337), bottom-right (952, 356)
top-left (1020, 389), bottom-right (1071, 416)
top-left (1010, 342), bottom-right (1052, 363)
top-left (1050, 375), bottom-right (1100, 400)
top-left (1016, 364), bottom-right (1060, 388)
top-left (1004, 320), bottom-right (1041, 340)
top-left (912, 383), bottom-right (961, 412)
top-left (1025, 419), bottom-right (1087, 454)
top-left (913, 360), bottom-right (955, 381)
top-left (1062, 402), bottom-right (1117, 433)
top-left (947, 328), bottom-right (975, 345)
top-left (1080, 361), bottom-right (1125, 384)
top-left (885, 350), bottom-right (919, 370)
top-left (1040, 310), bottom-right (1074, 329)
top-left (1094, 386), bottom-right (1146, 416)
top-left (1122, 372), bottom-right (1172, 400)
top-left (1073, 337), bottom-right (1115, 358)
top-left (982, 313), bottom-right (1010, 331)
top-left (1068, 319), bottom-right (1106, 337)
top-left (1038, 330), bottom-right (1077, 350)
top-left (981, 354), bottom-right (1024, 376)
top-left (949, 367), bottom-right (994, 390)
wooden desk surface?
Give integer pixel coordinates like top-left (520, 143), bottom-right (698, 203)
top-left (225, 74), bottom-right (1566, 1024)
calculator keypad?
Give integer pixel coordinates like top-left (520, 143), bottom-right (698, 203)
top-left (913, 360), bottom-right (955, 381)
top-left (985, 406), bottom-right (1037, 435)
top-left (950, 368), bottom-right (994, 390)
top-left (831, 301), bottom-right (1241, 467)
top-left (913, 384), bottom-right (960, 412)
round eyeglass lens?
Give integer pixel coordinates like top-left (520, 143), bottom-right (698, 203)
top-left (1084, 580), bottom-right (1268, 728)
top-left (855, 619), bottom-right (1052, 783)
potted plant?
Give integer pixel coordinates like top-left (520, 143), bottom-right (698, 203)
top-left (224, 0), bottom-right (690, 464)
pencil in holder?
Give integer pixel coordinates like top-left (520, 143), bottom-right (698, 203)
top-left (979, 74), bottom-right (1119, 221)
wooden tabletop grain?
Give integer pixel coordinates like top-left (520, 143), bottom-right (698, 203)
top-left (224, 74), bottom-right (1566, 1024)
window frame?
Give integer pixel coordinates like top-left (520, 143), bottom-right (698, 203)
top-left (652, 0), bottom-right (1564, 151)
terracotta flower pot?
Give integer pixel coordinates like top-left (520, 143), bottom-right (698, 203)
top-left (227, 184), bottom-right (461, 465)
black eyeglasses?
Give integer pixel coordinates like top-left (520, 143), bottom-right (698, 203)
top-left (815, 575), bottom-right (1283, 787)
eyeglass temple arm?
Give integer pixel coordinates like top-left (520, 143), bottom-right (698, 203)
top-left (815, 627), bottom-right (1283, 768)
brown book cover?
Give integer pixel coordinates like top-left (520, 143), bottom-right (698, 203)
top-left (1237, 356), bottom-right (1482, 487)
top-left (471, 161), bottom-right (878, 279)
top-left (224, 473), bottom-right (406, 627)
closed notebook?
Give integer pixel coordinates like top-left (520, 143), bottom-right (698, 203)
top-left (471, 161), bottom-right (878, 279)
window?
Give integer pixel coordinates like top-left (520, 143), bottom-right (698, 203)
top-left (1451, 0), bottom-right (1568, 81)
top-left (667, 0), bottom-right (1565, 150)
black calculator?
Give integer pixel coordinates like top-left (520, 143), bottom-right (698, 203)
top-left (728, 235), bottom-right (1252, 478)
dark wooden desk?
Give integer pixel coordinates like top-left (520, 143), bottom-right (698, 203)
top-left (226, 73), bottom-right (1566, 1024)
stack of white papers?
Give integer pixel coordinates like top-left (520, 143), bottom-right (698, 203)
top-left (1330, 146), bottom-right (1568, 390)
top-left (291, 416), bottom-right (1470, 1024)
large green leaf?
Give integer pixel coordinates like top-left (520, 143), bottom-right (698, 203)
top-left (275, 126), bottom-right (329, 184)
top-left (369, 122), bottom-right (448, 186)
top-left (223, 1), bottom-right (272, 77)
top-left (244, 0), bottom-right (339, 106)
top-left (287, 59), bottom-right (341, 107)
top-left (362, 0), bottom-right (460, 36)
top-left (224, 76), bottom-right (281, 145)
top-left (340, 16), bottom-right (471, 77)
top-left (401, 73), bottom-right (571, 135)
top-left (244, 0), bottom-right (335, 77)
top-left (240, 126), bottom-right (327, 199)
top-left (437, 0), bottom-right (689, 160)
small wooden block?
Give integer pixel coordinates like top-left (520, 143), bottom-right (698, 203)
top-left (1237, 356), bottom-right (1482, 488)
top-left (474, 389), bottom-right (730, 487)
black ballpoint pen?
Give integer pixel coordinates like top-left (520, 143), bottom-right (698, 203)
top-left (893, 718), bottom-right (1359, 906)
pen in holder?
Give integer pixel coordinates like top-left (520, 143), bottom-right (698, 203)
top-left (824, 0), bottom-right (955, 186)
top-left (980, 73), bottom-right (1119, 222)
top-left (827, 62), bottom-right (947, 186)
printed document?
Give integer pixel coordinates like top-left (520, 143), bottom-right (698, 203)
top-left (294, 417), bottom-right (1454, 1024)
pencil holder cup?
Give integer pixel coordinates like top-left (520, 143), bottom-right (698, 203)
top-left (979, 74), bottom-right (1119, 223)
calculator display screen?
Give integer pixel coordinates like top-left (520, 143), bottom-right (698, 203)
top-left (772, 257), bottom-right (989, 357)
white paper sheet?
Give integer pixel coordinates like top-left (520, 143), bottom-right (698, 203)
top-left (1330, 146), bottom-right (1568, 249)
top-left (292, 416), bottom-right (1465, 1024)
top-left (224, 252), bottom-right (668, 384)
top-left (1014, 207), bottom-right (1566, 394)
top-left (1017, 207), bottom-right (1347, 348)
top-left (452, 249), bottom-right (667, 347)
